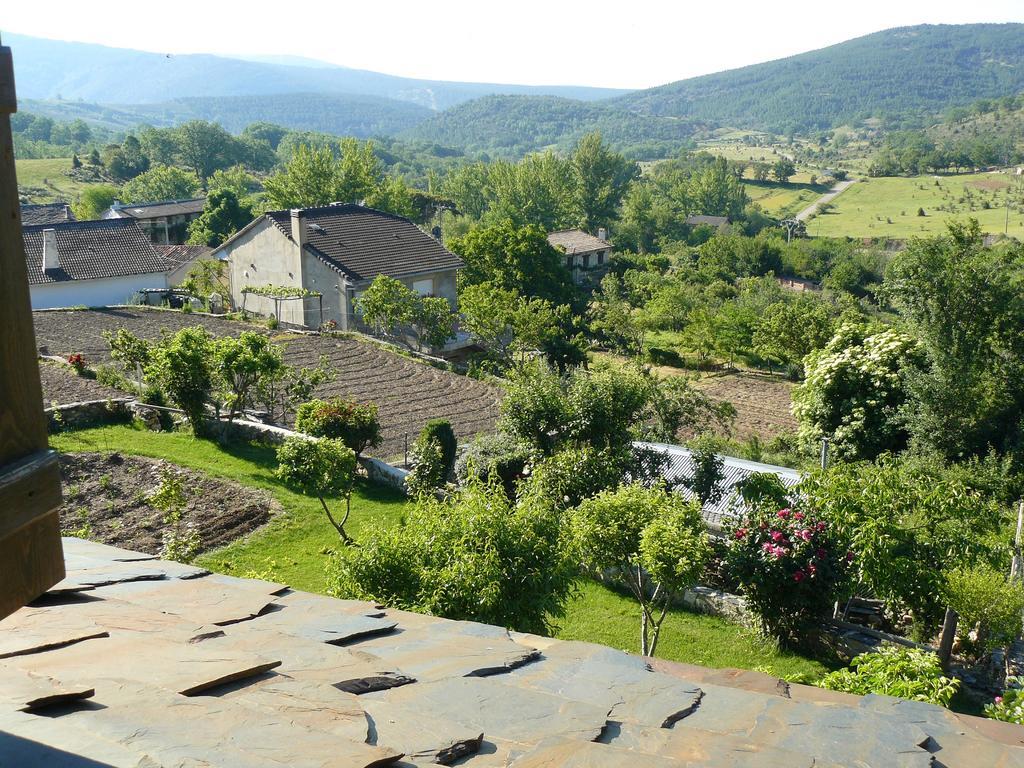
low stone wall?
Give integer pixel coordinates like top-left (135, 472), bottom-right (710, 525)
top-left (46, 398), bottom-right (133, 431)
top-left (679, 585), bottom-right (749, 623)
top-left (360, 456), bottom-right (410, 495)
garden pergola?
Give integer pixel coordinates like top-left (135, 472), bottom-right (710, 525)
top-left (240, 286), bottom-right (324, 327)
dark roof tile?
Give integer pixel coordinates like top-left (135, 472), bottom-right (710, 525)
top-left (23, 219), bottom-right (170, 285)
top-left (109, 198), bottom-right (206, 219)
top-left (264, 204), bottom-right (463, 282)
top-left (20, 202), bottom-right (75, 226)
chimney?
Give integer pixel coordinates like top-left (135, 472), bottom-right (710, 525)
top-left (42, 228), bottom-right (60, 272)
top-left (290, 209), bottom-right (306, 252)
top-left (597, 227), bottom-right (608, 241)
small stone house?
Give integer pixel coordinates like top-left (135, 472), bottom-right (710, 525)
top-left (546, 228), bottom-right (612, 285)
top-left (22, 218), bottom-right (170, 309)
top-left (214, 203), bottom-right (463, 329)
top-left (103, 198), bottom-right (206, 245)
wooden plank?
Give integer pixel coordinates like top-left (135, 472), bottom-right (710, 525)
top-left (0, 451), bottom-right (62, 542)
top-left (0, 39), bottom-right (65, 619)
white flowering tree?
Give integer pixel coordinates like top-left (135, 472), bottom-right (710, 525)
top-left (792, 324), bottom-right (924, 461)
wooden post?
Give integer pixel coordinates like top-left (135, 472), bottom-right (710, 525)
top-left (937, 608), bottom-right (959, 671)
top-left (820, 438), bottom-right (830, 471)
top-left (0, 37), bottom-right (66, 619)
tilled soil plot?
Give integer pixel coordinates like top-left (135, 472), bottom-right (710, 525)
top-left (34, 308), bottom-right (502, 460)
top-left (38, 360), bottom-right (126, 407)
top-left (692, 371), bottom-right (798, 442)
top-left (278, 334), bottom-right (502, 460)
top-left (58, 452), bottom-right (278, 555)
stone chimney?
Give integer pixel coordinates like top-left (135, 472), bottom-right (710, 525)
top-left (290, 209), bottom-right (306, 251)
top-left (42, 228), bottom-right (60, 272)
top-left (597, 227), bottom-right (608, 241)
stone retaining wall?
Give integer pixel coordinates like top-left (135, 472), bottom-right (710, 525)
top-left (45, 399), bottom-right (133, 431)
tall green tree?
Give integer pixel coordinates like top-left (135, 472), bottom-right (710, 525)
top-left (263, 144), bottom-right (340, 209)
top-left (187, 189), bottom-right (254, 246)
top-left (72, 184), bottom-right (120, 220)
top-left (451, 221), bottom-right (576, 306)
top-left (569, 131), bottom-right (638, 231)
top-left (121, 164), bottom-right (201, 204)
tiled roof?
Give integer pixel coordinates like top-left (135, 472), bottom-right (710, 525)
top-left (20, 202), bottom-right (76, 226)
top-left (636, 441), bottom-right (802, 528)
top-left (685, 214), bottom-right (730, 228)
top-left (155, 243), bottom-right (214, 269)
top-left (264, 203), bottom-right (463, 282)
top-left (547, 228), bottom-right (610, 255)
top-left (108, 198), bottom-right (206, 219)
top-left (1, 537), bottom-right (1019, 767)
top-left (23, 219), bottom-right (171, 285)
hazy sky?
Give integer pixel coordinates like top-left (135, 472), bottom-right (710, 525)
top-left (3, 1), bottom-right (1022, 89)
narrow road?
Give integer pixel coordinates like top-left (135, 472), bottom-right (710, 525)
top-left (794, 178), bottom-right (856, 221)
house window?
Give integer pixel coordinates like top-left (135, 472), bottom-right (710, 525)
top-left (565, 256), bottom-right (573, 270)
top-left (597, 251), bottom-right (606, 266)
top-left (582, 253), bottom-right (591, 269)
top-left (412, 278), bottom-right (433, 296)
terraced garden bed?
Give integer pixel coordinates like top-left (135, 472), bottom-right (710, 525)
top-left (33, 308), bottom-right (501, 459)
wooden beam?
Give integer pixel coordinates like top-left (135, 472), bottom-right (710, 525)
top-left (0, 38), bottom-right (65, 619)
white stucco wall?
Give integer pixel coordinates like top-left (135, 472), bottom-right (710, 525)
top-left (223, 222), bottom-right (306, 325)
top-left (30, 273), bottom-right (168, 310)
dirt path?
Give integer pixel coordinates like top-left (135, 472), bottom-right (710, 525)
top-left (794, 178), bottom-right (856, 221)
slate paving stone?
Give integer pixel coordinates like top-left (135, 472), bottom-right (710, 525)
top-left (509, 641), bottom-right (704, 727)
top-left (364, 676), bottom-right (611, 746)
top-left (362, 697), bottom-right (486, 765)
top-left (6, 632), bottom-right (281, 697)
top-left (352, 620), bottom-right (541, 681)
top-left (0, 665), bottom-right (94, 712)
top-left (0, 606), bottom-right (108, 659)
top-left (54, 681), bottom-right (404, 768)
top-left (3, 539), bottom-right (1023, 767)
top-left (602, 722), bottom-right (845, 767)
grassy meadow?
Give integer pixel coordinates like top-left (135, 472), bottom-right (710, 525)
top-left (16, 157), bottom-right (95, 204)
top-left (51, 424), bottom-right (828, 678)
top-left (809, 171), bottom-right (1024, 239)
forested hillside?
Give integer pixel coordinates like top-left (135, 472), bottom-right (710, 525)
top-left (23, 93), bottom-right (433, 138)
top-left (612, 24), bottom-right (1024, 134)
top-left (6, 33), bottom-right (627, 109)
top-left (402, 95), bottom-right (707, 158)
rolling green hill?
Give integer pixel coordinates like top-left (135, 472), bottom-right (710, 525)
top-left (402, 95), bottom-right (707, 158)
top-left (23, 93), bottom-right (433, 138)
top-left (611, 24), bottom-right (1024, 134)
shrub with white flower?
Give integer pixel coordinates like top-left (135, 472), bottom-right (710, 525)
top-left (792, 324), bottom-right (924, 461)
top-left (724, 505), bottom-right (852, 646)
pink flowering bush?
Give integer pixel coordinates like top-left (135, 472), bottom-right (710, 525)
top-left (724, 505), bottom-right (852, 646)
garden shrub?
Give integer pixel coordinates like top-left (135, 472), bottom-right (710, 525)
top-left (95, 364), bottom-right (136, 394)
top-left (276, 436), bottom-right (358, 544)
top-left (570, 483), bottom-right (709, 656)
top-left (455, 432), bottom-right (534, 500)
top-left (801, 459), bottom-right (1006, 631)
top-left (141, 385), bottom-right (175, 431)
top-left (724, 504), bottom-right (851, 646)
top-left (421, 419), bottom-right (457, 477)
top-left (943, 566), bottom-right (1024, 659)
top-left (647, 346), bottom-right (684, 368)
top-left (522, 445), bottom-right (628, 511)
top-left (144, 326), bottom-right (216, 436)
top-left (817, 646), bottom-right (959, 707)
top-left (332, 478), bottom-right (575, 635)
top-left (295, 397), bottom-right (382, 456)
top-left (986, 678), bottom-right (1024, 724)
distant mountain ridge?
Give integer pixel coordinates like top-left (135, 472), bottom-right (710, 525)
top-left (4, 33), bottom-right (629, 110)
top-left (610, 24), bottom-right (1024, 133)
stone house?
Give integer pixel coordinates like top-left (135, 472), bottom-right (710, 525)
top-left (214, 203), bottom-right (463, 330)
top-left (546, 228), bottom-right (612, 286)
top-left (103, 198), bottom-right (206, 245)
top-left (22, 218), bottom-right (170, 309)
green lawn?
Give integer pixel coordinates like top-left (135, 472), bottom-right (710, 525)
top-left (50, 424), bottom-right (408, 593)
top-left (810, 172), bottom-right (1024, 239)
top-left (743, 181), bottom-right (823, 219)
top-left (556, 581), bottom-right (831, 680)
top-left (51, 424), bottom-right (828, 679)
top-left (16, 157), bottom-right (98, 205)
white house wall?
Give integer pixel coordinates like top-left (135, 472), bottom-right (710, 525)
top-left (225, 222), bottom-right (305, 325)
top-left (30, 273), bottom-right (168, 310)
